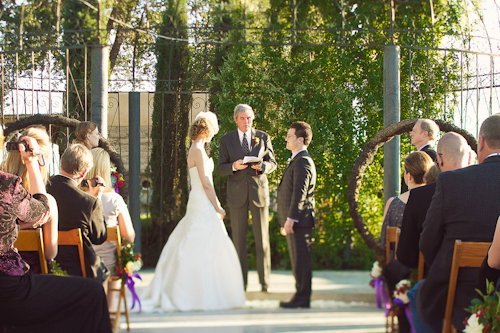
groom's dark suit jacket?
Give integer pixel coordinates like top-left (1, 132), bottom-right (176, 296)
top-left (277, 150), bottom-right (316, 228)
top-left (417, 155), bottom-right (500, 330)
top-left (47, 175), bottom-right (107, 279)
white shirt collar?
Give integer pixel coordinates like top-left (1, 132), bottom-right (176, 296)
top-left (237, 128), bottom-right (252, 145)
top-left (57, 173), bottom-right (79, 186)
top-left (486, 152), bottom-right (500, 159)
top-left (418, 143), bottom-right (430, 151)
top-left (291, 148), bottom-right (307, 160)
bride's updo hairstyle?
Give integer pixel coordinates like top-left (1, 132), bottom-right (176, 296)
top-left (189, 111), bottom-right (219, 141)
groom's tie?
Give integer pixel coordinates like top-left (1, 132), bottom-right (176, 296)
top-left (242, 134), bottom-right (250, 156)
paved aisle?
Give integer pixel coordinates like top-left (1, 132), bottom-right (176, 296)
top-left (117, 270), bottom-right (386, 332)
top-left (122, 306), bottom-right (386, 333)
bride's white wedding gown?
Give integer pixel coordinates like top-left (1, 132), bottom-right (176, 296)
top-left (140, 158), bottom-right (246, 312)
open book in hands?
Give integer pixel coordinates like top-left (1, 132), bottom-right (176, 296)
top-left (243, 147), bottom-right (265, 165)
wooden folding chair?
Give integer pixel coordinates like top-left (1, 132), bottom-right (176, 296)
top-left (106, 226), bottom-right (130, 333)
top-left (58, 229), bottom-right (86, 278)
top-left (442, 240), bottom-right (491, 333)
top-left (386, 227), bottom-right (401, 264)
top-left (418, 251), bottom-right (424, 281)
top-left (14, 228), bottom-right (48, 274)
top-left (385, 226), bottom-right (401, 333)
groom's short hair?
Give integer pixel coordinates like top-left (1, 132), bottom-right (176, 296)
top-left (290, 121), bottom-right (312, 146)
top-left (233, 104), bottom-right (254, 120)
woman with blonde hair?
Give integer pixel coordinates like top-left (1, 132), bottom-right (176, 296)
top-left (81, 148), bottom-right (135, 308)
top-left (2, 126), bottom-right (59, 270)
top-left (75, 121), bottom-right (100, 149)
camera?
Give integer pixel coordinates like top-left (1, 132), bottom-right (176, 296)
top-left (81, 177), bottom-right (104, 188)
top-left (6, 140), bottom-right (29, 152)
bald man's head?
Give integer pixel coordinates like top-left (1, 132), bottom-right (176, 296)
top-left (436, 132), bottom-right (471, 172)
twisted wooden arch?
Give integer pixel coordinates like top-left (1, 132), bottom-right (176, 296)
top-left (347, 119), bottom-right (477, 254)
top-left (4, 114), bottom-right (128, 199)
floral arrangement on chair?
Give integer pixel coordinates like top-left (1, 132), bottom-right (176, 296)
top-left (49, 259), bottom-right (67, 275)
top-left (369, 255), bottom-right (418, 331)
top-left (116, 242), bottom-right (143, 312)
top-left (464, 280), bottom-right (500, 333)
top-left (369, 255), bottom-right (388, 310)
top-left (111, 171), bottom-right (124, 194)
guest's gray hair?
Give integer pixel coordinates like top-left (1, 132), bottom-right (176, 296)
top-left (60, 144), bottom-right (93, 176)
top-left (233, 104), bottom-right (255, 120)
top-left (479, 113), bottom-right (500, 149)
top-left (418, 119), bottom-right (439, 141)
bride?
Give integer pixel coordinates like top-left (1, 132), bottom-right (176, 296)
top-left (141, 111), bottom-right (246, 312)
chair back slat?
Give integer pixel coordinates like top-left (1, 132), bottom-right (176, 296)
top-left (418, 251), bottom-right (425, 281)
top-left (442, 240), bottom-right (491, 333)
top-left (106, 225), bottom-right (122, 257)
top-left (58, 229), bottom-right (86, 278)
top-left (14, 229), bottom-right (48, 274)
top-left (386, 227), bottom-right (401, 264)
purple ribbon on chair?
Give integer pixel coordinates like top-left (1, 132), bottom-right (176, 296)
top-left (393, 298), bottom-right (416, 333)
top-left (125, 272), bottom-right (142, 313)
top-left (370, 276), bottom-right (390, 314)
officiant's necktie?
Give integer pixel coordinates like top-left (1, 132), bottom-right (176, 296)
top-left (242, 134), bottom-right (250, 156)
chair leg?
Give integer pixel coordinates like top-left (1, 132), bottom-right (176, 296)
top-left (121, 285), bottom-right (130, 332)
top-left (113, 287), bottom-right (123, 333)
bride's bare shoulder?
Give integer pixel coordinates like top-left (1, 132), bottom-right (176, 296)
top-left (187, 144), bottom-right (205, 168)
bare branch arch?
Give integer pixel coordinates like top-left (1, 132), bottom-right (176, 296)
top-left (347, 118), bottom-right (477, 254)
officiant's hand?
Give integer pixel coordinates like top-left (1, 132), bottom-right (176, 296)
top-left (233, 159), bottom-right (248, 170)
top-left (283, 219), bottom-right (295, 235)
top-left (251, 162), bottom-right (262, 171)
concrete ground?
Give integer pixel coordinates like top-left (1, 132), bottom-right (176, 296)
top-left (116, 270), bottom-right (387, 333)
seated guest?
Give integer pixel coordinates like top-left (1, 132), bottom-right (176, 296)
top-left (0, 131), bottom-right (112, 333)
top-left (415, 114), bottom-right (500, 332)
top-left (82, 148), bottom-right (135, 308)
top-left (47, 144), bottom-right (108, 281)
top-left (401, 119), bottom-right (439, 193)
top-left (2, 126), bottom-right (59, 272)
top-left (398, 132), bottom-right (472, 271)
top-left (381, 151), bottom-right (433, 248)
top-left (381, 151), bottom-right (433, 333)
top-left (75, 121), bottom-right (100, 150)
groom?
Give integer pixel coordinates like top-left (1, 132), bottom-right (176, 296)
top-left (217, 104), bottom-right (277, 292)
top-left (278, 121), bottom-right (316, 308)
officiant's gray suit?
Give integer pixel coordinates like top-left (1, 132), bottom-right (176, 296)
top-left (416, 155), bottom-right (500, 331)
top-left (217, 128), bottom-right (277, 288)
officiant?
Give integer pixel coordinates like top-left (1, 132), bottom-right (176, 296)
top-left (217, 104), bottom-right (277, 292)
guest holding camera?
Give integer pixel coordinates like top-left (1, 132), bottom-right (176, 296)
top-left (2, 126), bottom-right (59, 272)
top-left (47, 144), bottom-right (108, 281)
top-left (0, 131), bottom-right (111, 333)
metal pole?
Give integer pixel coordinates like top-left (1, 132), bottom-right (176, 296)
top-left (91, 45), bottom-right (109, 138)
top-left (129, 92), bottom-right (141, 253)
top-left (383, 45), bottom-right (401, 204)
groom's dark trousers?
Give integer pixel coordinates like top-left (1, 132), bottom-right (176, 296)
top-left (217, 128), bottom-right (277, 288)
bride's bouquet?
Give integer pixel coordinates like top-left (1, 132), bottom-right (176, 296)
top-left (116, 242), bottom-right (143, 312)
